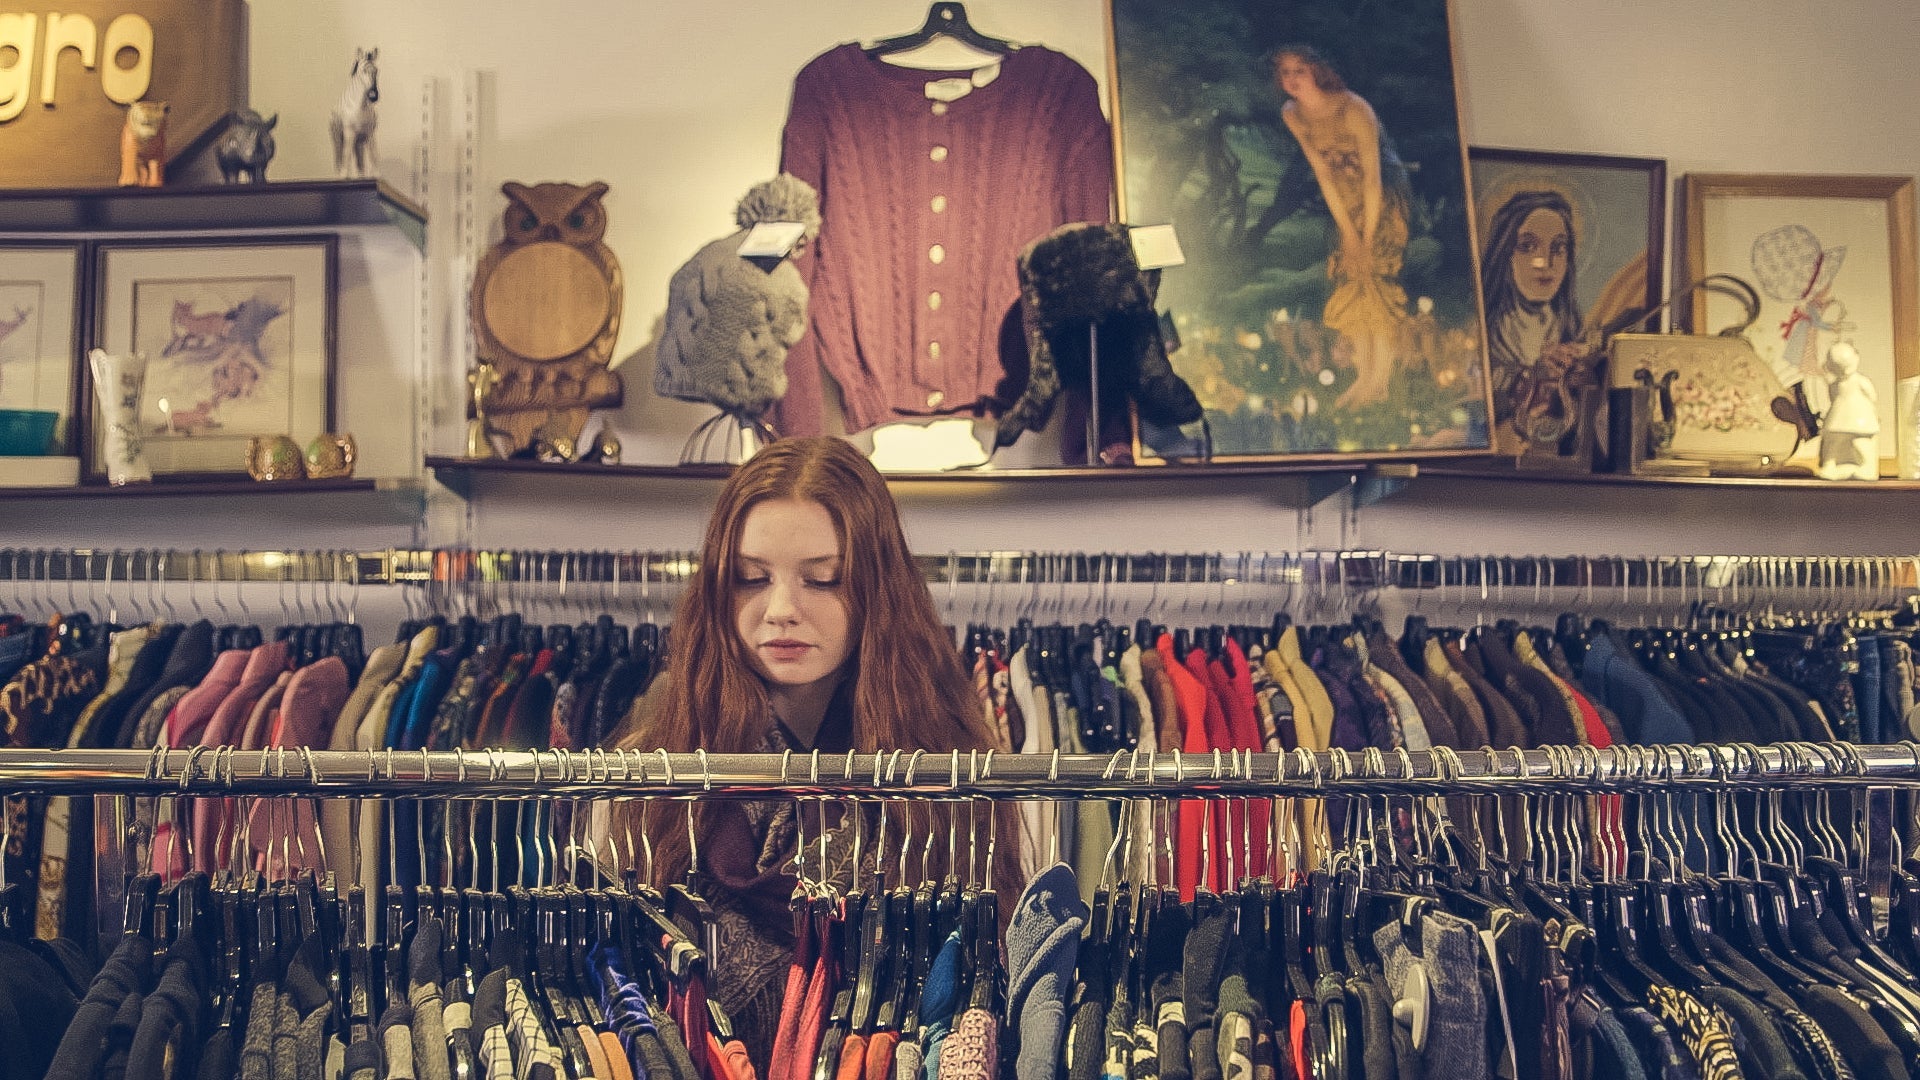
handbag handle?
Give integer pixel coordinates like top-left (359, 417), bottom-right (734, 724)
top-left (1599, 273), bottom-right (1762, 340)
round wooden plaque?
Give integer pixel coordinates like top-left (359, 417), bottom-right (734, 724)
top-left (480, 241), bottom-right (613, 361)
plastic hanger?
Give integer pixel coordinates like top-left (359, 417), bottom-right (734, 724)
top-left (848, 871), bottom-right (890, 1033)
top-left (864, 3), bottom-right (1013, 58)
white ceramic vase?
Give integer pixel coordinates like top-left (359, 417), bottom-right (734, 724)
top-left (88, 348), bottom-right (152, 485)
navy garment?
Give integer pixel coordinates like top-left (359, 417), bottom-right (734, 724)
top-left (392, 650), bottom-right (456, 893)
top-left (1578, 631), bottom-right (1696, 745)
top-left (0, 937), bottom-right (88, 1080)
top-left (0, 632), bottom-right (35, 688)
top-left (1854, 636), bottom-right (1883, 743)
top-left (45, 935), bottom-right (153, 1080)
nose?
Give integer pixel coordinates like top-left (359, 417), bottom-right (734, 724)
top-left (1532, 255), bottom-right (1549, 268)
top-left (763, 579), bottom-right (801, 626)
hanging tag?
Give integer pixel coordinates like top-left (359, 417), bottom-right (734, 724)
top-left (737, 222), bottom-right (808, 259)
top-left (1130, 224), bottom-right (1186, 270)
top-left (1479, 927), bottom-right (1521, 1077)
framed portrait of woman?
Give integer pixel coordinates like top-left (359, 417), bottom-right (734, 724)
top-left (1468, 147), bottom-right (1668, 468)
top-left (1107, 0), bottom-right (1492, 462)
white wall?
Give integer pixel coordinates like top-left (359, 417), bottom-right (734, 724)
top-left (18, 0), bottom-right (1920, 628)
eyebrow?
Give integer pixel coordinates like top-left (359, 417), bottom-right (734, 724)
top-left (736, 554), bottom-right (841, 568)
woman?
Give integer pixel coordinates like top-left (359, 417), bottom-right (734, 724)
top-left (1273, 44), bottom-right (1412, 410)
top-left (615, 436), bottom-right (1019, 1073)
top-left (1479, 189), bottom-right (1596, 446)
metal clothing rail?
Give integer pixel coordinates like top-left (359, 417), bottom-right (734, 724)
top-left (0, 743), bottom-right (1915, 799)
top-left (2, 547), bottom-right (1916, 599)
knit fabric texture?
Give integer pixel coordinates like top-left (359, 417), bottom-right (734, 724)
top-left (1375, 910), bottom-right (1487, 1080)
top-left (407, 918), bottom-right (452, 1080)
top-left (891, 1037), bottom-right (924, 1080)
top-left (774, 43), bottom-right (1112, 435)
top-left (654, 175), bottom-right (819, 415)
top-left (1007, 862), bottom-right (1089, 1080)
top-left (940, 1007), bottom-right (1001, 1080)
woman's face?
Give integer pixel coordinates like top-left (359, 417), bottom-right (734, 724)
top-left (1511, 207), bottom-right (1571, 304)
top-left (1274, 54), bottom-right (1316, 99)
top-left (731, 497), bottom-right (854, 699)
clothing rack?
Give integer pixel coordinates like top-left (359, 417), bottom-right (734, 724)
top-left (3, 547), bottom-right (1916, 599)
top-left (0, 742), bottom-right (1915, 798)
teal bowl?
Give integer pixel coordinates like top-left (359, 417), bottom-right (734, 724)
top-left (0, 409), bottom-right (59, 455)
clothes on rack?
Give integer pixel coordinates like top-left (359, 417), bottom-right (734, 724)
top-left (981, 611), bottom-right (1920, 908)
top-left (2, 604), bottom-right (665, 950)
top-left (10, 586), bottom-right (1920, 960)
top-left (13, 738), bottom-right (1920, 1080)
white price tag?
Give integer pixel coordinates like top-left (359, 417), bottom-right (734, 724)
top-left (1129, 224), bottom-right (1186, 270)
top-left (737, 222), bottom-right (808, 258)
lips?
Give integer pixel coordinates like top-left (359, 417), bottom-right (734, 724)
top-left (760, 640), bottom-right (814, 662)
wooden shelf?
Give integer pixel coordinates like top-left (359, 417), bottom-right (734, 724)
top-left (1420, 462), bottom-right (1920, 493)
top-left (0, 179), bottom-right (427, 249)
top-left (424, 456), bottom-right (1429, 511)
top-left (425, 454), bottom-right (1412, 484)
top-left (0, 476), bottom-right (395, 500)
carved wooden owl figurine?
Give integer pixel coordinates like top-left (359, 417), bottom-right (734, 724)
top-left (469, 180), bottom-right (624, 453)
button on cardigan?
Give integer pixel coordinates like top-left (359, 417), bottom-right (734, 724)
top-left (775, 42), bottom-right (1113, 435)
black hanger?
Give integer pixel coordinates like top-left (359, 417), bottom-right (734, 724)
top-left (864, 2), bottom-right (1012, 58)
top-left (1277, 881), bottom-right (1315, 1000)
top-left (344, 883), bottom-right (374, 1040)
top-left (533, 891), bottom-right (596, 1080)
top-left (211, 879), bottom-right (245, 1031)
top-left (874, 885), bottom-right (914, 1033)
top-left (1309, 869), bottom-right (1350, 979)
top-left (1635, 877), bottom-right (1712, 991)
top-left (963, 885), bottom-right (1000, 1014)
top-left (383, 881), bottom-right (408, 1017)
top-left (1806, 856), bottom-right (1920, 989)
top-left (848, 871), bottom-right (890, 1034)
top-left (1593, 882), bottom-right (1664, 1001)
top-left (901, 877), bottom-right (939, 1038)
top-left (565, 885), bottom-right (608, 1029)
top-left (122, 871), bottom-right (162, 939)
top-left (813, 903), bottom-right (865, 1080)
top-left (1890, 864), bottom-right (1920, 973)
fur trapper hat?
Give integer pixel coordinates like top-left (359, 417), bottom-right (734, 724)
top-left (996, 222), bottom-right (1202, 449)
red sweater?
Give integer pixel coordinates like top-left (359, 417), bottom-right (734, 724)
top-left (775, 43), bottom-right (1113, 434)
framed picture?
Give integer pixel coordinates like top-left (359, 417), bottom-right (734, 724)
top-left (1469, 147), bottom-right (1667, 464)
top-left (1107, 0), bottom-right (1492, 461)
top-left (87, 236), bottom-right (337, 478)
top-left (0, 241), bottom-right (87, 455)
top-left (1677, 174), bottom-right (1918, 476)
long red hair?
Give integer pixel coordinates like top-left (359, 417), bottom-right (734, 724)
top-left (617, 437), bottom-right (1020, 896)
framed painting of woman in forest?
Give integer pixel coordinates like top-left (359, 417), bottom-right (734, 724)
top-left (1469, 147), bottom-right (1667, 468)
top-left (1107, 0), bottom-right (1492, 461)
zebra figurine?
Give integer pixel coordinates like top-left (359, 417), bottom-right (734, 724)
top-left (329, 47), bottom-right (380, 179)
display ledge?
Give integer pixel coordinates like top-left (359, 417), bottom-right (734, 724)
top-left (0, 180), bottom-right (428, 250)
top-left (426, 454), bottom-right (1423, 508)
top-left (0, 476), bottom-right (410, 501)
top-left (1419, 462), bottom-right (1920, 492)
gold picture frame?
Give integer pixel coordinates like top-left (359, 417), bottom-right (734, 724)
top-left (1676, 173), bottom-right (1918, 476)
top-left (1105, 0), bottom-right (1493, 464)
